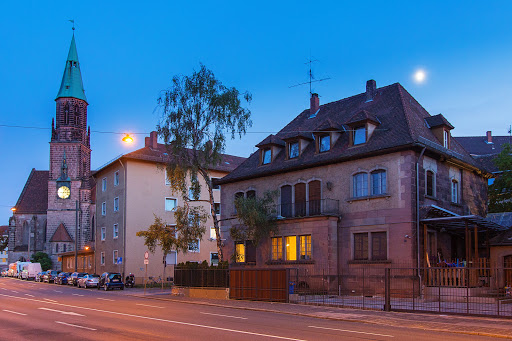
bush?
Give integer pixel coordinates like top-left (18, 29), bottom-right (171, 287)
top-left (31, 252), bottom-right (52, 271)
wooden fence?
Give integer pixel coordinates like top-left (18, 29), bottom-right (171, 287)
top-left (229, 268), bottom-right (289, 302)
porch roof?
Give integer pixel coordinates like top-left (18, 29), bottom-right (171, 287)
top-left (421, 215), bottom-right (507, 231)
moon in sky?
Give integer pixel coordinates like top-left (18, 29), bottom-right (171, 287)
top-left (413, 69), bottom-right (427, 84)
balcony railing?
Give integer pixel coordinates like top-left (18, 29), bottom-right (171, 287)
top-left (272, 199), bottom-right (339, 218)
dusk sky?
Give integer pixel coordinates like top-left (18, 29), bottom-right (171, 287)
top-left (1, 1), bottom-right (512, 224)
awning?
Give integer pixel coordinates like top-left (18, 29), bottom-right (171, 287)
top-left (421, 215), bottom-right (507, 231)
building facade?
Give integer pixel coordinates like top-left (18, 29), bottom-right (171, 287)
top-left (218, 81), bottom-right (498, 286)
top-left (93, 132), bottom-right (244, 280)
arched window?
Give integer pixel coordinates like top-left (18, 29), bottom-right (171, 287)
top-left (371, 170), bottom-right (387, 195)
top-left (426, 170), bottom-right (436, 197)
top-left (308, 180), bottom-right (321, 215)
top-left (246, 190), bottom-right (256, 199)
top-left (451, 179), bottom-right (459, 203)
top-left (294, 183), bottom-right (306, 217)
top-left (353, 172), bottom-right (368, 197)
top-left (280, 185), bottom-right (292, 218)
top-left (74, 105), bottom-right (80, 126)
top-left (234, 192), bottom-right (244, 214)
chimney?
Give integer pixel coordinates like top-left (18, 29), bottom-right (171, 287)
top-left (486, 131), bottom-right (492, 144)
top-left (145, 131), bottom-right (158, 149)
top-left (310, 93), bottom-right (319, 115)
top-left (366, 79), bottom-right (377, 102)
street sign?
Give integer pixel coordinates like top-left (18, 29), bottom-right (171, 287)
top-left (144, 251), bottom-right (149, 260)
top-left (144, 259), bottom-right (149, 265)
top-left (117, 257), bottom-right (122, 264)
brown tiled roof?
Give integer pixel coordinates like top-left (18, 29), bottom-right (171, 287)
top-left (14, 169), bottom-right (49, 214)
top-left (346, 110), bottom-right (380, 125)
top-left (455, 136), bottom-right (512, 156)
top-left (98, 144), bottom-right (246, 174)
top-left (316, 118), bottom-right (344, 132)
top-left (219, 82), bottom-right (484, 185)
top-left (50, 223), bottom-right (74, 242)
top-left (488, 213), bottom-right (512, 246)
top-left (425, 114), bottom-right (454, 129)
top-left (256, 134), bottom-right (285, 147)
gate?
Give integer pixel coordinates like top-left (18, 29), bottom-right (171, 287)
top-left (229, 268), bottom-right (289, 302)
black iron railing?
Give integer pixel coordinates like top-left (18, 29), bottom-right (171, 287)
top-left (272, 199), bottom-right (339, 218)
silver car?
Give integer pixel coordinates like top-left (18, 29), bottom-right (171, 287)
top-left (77, 274), bottom-right (99, 288)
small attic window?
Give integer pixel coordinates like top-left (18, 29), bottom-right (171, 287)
top-left (288, 142), bottom-right (299, 159)
top-left (262, 148), bottom-right (271, 165)
top-left (319, 135), bottom-right (330, 152)
top-left (443, 130), bottom-right (449, 148)
top-left (353, 126), bottom-right (366, 145)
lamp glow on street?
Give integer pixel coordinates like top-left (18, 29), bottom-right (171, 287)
top-left (413, 69), bottom-right (427, 84)
top-left (122, 134), bottom-right (134, 143)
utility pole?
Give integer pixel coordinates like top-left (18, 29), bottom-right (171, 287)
top-left (74, 200), bottom-right (79, 272)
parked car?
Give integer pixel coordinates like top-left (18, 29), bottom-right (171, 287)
top-left (43, 270), bottom-right (60, 283)
top-left (98, 272), bottom-right (124, 291)
top-left (35, 271), bottom-right (45, 282)
top-left (78, 274), bottom-right (99, 288)
top-left (68, 272), bottom-right (87, 286)
top-left (21, 263), bottom-right (42, 280)
top-left (54, 272), bottom-right (71, 285)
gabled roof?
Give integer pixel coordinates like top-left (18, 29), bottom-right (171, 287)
top-left (424, 114), bottom-right (454, 129)
top-left (455, 135), bottom-right (512, 156)
top-left (346, 110), bottom-right (380, 126)
top-left (50, 223), bottom-right (74, 242)
top-left (56, 34), bottom-right (87, 103)
top-left (316, 118), bottom-right (344, 132)
top-left (281, 131), bottom-right (314, 141)
top-left (14, 169), bottom-right (49, 214)
top-left (219, 82), bottom-right (485, 185)
top-left (95, 143), bottom-right (246, 175)
top-left (256, 134), bottom-right (285, 147)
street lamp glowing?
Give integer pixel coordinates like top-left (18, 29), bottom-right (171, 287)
top-left (122, 134), bottom-right (134, 143)
top-left (11, 207), bottom-right (16, 212)
top-left (84, 246), bottom-right (90, 251)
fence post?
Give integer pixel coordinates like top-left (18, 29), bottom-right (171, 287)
top-left (438, 273), bottom-right (441, 313)
top-left (466, 267), bottom-right (469, 315)
top-left (384, 268), bottom-right (391, 312)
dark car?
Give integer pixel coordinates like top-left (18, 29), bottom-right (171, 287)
top-left (68, 272), bottom-right (87, 286)
top-left (98, 272), bottom-right (124, 291)
top-left (54, 272), bottom-right (71, 285)
top-left (35, 271), bottom-right (46, 282)
top-left (43, 270), bottom-right (60, 283)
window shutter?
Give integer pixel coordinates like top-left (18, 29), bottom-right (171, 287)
top-left (308, 181), bottom-right (321, 215)
top-left (294, 183), bottom-right (306, 216)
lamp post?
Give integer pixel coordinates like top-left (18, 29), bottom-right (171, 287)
top-left (75, 200), bottom-right (79, 272)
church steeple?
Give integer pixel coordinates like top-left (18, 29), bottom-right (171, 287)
top-left (56, 34), bottom-right (87, 103)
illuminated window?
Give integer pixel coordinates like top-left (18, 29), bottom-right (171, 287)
top-left (262, 148), bottom-right (271, 164)
top-left (271, 237), bottom-right (283, 260)
top-left (319, 135), bottom-right (330, 152)
top-left (210, 227), bottom-right (216, 240)
top-left (285, 236), bottom-right (297, 261)
top-left (235, 242), bottom-right (245, 263)
top-left (353, 126), bottom-right (366, 145)
top-left (300, 235), bottom-right (311, 260)
top-left (353, 173), bottom-right (368, 197)
top-left (289, 142), bottom-right (299, 159)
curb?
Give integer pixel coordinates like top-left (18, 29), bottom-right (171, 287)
top-left (129, 294), bottom-right (512, 339)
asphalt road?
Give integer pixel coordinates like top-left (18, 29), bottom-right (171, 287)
top-left (0, 277), bottom-right (499, 340)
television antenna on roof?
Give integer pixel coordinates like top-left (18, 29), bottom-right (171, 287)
top-left (289, 57), bottom-right (331, 95)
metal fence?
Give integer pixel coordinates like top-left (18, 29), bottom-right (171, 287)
top-left (174, 268), bottom-right (229, 288)
top-left (290, 266), bottom-right (512, 318)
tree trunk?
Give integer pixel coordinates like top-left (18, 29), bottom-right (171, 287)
top-left (162, 253), bottom-right (166, 291)
top-left (201, 169), bottom-right (223, 262)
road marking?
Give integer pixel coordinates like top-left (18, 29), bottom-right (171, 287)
top-left (0, 294), bottom-right (306, 341)
top-left (0, 288), bottom-right (7, 290)
top-left (72, 294), bottom-right (84, 297)
top-left (54, 290), bottom-right (63, 293)
top-left (136, 303), bottom-right (164, 309)
top-left (11, 290), bottom-right (18, 293)
top-left (97, 298), bottom-right (114, 301)
top-left (24, 294), bottom-right (35, 297)
top-left (3, 309), bottom-right (27, 316)
top-left (38, 307), bottom-right (85, 317)
top-left (43, 298), bottom-right (58, 302)
top-left (55, 321), bottom-right (96, 331)
top-left (308, 325), bottom-right (394, 338)
top-left (200, 312), bottom-right (248, 320)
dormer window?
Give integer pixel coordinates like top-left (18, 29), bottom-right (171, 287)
top-left (319, 135), bottom-right (330, 152)
top-left (353, 126), bottom-right (366, 145)
top-left (289, 142), bottom-right (299, 159)
top-left (262, 148), bottom-right (272, 165)
top-left (443, 130), bottom-right (449, 148)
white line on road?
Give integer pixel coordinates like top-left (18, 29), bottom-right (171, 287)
top-left (96, 298), bottom-right (114, 301)
top-left (43, 298), bottom-right (58, 302)
top-left (38, 307), bottom-right (85, 317)
top-left (72, 294), bottom-right (84, 297)
top-left (11, 290), bottom-right (18, 293)
top-left (308, 325), bottom-right (394, 338)
top-left (24, 294), bottom-right (35, 297)
top-left (136, 303), bottom-right (164, 309)
top-left (55, 321), bottom-right (96, 331)
top-left (200, 312), bottom-right (248, 320)
top-left (54, 290), bottom-right (63, 293)
top-left (3, 309), bottom-right (27, 316)
top-left (0, 294), bottom-right (306, 341)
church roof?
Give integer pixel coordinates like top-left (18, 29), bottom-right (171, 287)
top-left (56, 34), bottom-right (87, 103)
top-left (14, 169), bottom-right (49, 214)
top-left (50, 223), bottom-right (74, 242)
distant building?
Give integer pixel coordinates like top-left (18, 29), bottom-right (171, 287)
top-left (9, 33), bottom-right (95, 269)
top-left (0, 226), bottom-right (8, 271)
top-left (93, 131), bottom-right (245, 280)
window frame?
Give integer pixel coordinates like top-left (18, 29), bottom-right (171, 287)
top-left (426, 170), bottom-right (436, 197)
top-left (451, 179), bottom-right (459, 203)
top-left (165, 169), bottom-right (172, 186)
top-left (100, 252), bottom-right (105, 265)
top-left (235, 242), bottom-right (245, 263)
top-left (114, 170), bottom-right (120, 186)
top-left (300, 235), bottom-right (312, 260)
top-left (444, 130), bottom-right (449, 148)
top-left (188, 239), bottom-right (200, 253)
top-left (214, 202), bottom-right (221, 215)
top-left (353, 126), bottom-right (367, 145)
top-left (101, 202), bottom-right (106, 216)
top-left (165, 197), bottom-right (177, 211)
top-left (370, 170), bottom-right (387, 196)
top-left (113, 250), bottom-right (118, 265)
top-left (262, 148), bottom-right (272, 165)
top-left (271, 237), bottom-right (283, 261)
top-left (113, 197), bottom-right (119, 212)
top-left (101, 227), bottom-right (106, 241)
top-left (211, 178), bottom-right (221, 190)
top-left (353, 172), bottom-right (369, 198)
top-left (319, 134), bottom-right (331, 153)
top-left (210, 226), bottom-right (217, 240)
top-left (353, 231), bottom-right (388, 261)
top-left (288, 141), bottom-right (299, 159)
top-left (113, 224), bottom-right (119, 239)
top-left (101, 177), bottom-right (107, 192)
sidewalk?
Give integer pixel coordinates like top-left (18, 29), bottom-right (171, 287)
top-left (127, 289), bottom-right (512, 339)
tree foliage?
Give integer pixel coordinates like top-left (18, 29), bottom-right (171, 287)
top-left (0, 235), bottom-right (7, 252)
top-left (31, 252), bottom-right (52, 271)
top-left (157, 64), bottom-right (252, 261)
top-left (230, 191), bottom-right (279, 245)
top-left (489, 143), bottom-right (512, 213)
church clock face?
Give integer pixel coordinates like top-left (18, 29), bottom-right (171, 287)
top-left (57, 186), bottom-right (70, 199)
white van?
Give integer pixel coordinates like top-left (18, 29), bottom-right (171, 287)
top-left (16, 262), bottom-right (31, 278)
top-left (22, 263), bottom-right (42, 280)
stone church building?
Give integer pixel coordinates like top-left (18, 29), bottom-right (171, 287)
top-left (9, 33), bottom-right (95, 269)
